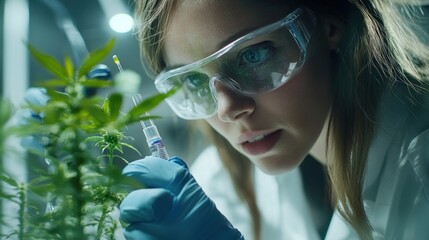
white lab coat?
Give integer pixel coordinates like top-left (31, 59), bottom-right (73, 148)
top-left (191, 147), bottom-right (321, 240)
top-left (191, 86), bottom-right (429, 240)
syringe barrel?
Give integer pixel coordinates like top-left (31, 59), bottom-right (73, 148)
top-left (143, 125), bottom-right (169, 160)
top-left (143, 125), bottom-right (161, 143)
top-left (148, 138), bottom-right (169, 159)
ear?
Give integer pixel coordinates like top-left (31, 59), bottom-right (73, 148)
top-left (322, 18), bottom-right (343, 51)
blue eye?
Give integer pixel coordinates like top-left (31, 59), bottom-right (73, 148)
top-left (238, 42), bottom-right (274, 66)
top-left (183, 72), bottom-right (209, 89)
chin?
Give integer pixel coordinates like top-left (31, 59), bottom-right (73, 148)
top-left (252, 154), bottom-right (304, 175)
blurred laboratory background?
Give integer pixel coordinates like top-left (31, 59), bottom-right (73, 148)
top-left (1, 0), bottom-right (429, 172)
top-left (0, 0), bottom-right (210, 172)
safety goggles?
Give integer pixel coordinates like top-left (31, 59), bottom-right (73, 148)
top-left (155, 7), bottom-right (317, 120)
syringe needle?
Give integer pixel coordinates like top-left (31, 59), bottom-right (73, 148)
top-left (112, 55), bottom-right (169, 160)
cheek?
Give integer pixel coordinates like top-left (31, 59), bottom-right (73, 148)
top-left (262, 48), bottom-right (333, 134)
top-left (205, 118), bottom-right (228, 137)
top-left (205, 118), bottom-right (242, 150)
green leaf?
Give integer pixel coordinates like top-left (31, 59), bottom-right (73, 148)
top-left (114, 144), bottom-right (124, 153)
top-left (29, 183), bottom-right (55, 197)
top-left (81, 79), bottom-right (113, 88)
top-left (28, 175), bottom-right (51, 186)
top-left (36, 79), bottom-right (69, 88)
top-left (86, 105), bottom-right (108, 125)
top-left (27, 43), bottom-right (67, 79)
top-left (8, 123), bottom-right (44, 138)
top-left (79, 95), bottom-right (104, 106)
top-left (44, 102), bottom-right (68, 124)
top-left (108, 93), bottom-right (123, 121)
top-left (45, 89), bottom-right (71, 105)
top-left (84, 136), bottom-right (104, 142)
top-left (64, 56), bottom-right (74, 78)
top-left (131, 115), bottom-right (161, 123)
top-left (112, 155), bottom-right (130, 164)
top-left (78, 38), bottom-right (115, 77)
top-left (102, 97), bottom-right (110, 114)
top-left (114, 115), bottom-right (130, 129)
top-left (127, 90), bottom-right (175, 119)
top-left (120, 142), bottom-right (141, 156)
top-left (0, 174), bottom-right (19, 187)
top-left (0, 100), bottom-right (13, 126)
top-left (0, 192), bottom-right (18, 202)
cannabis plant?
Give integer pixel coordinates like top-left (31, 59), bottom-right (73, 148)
top-left (0, 39), bottom-right (173, 239)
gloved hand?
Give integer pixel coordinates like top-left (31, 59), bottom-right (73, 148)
top-left (19, 87), bottom-right (49, 152)
top-left (120, 156), bottom-right (244, 240)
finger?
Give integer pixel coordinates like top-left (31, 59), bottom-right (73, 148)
top-left (168, 156), bottom-right (189, 169)
top-left (120, 188), bottom-right (173, 224)
top-left (24, 88), bottom-right (48, 107)
top-left (21, 135), bottom-right (44, 152)
top-left (122, 156), bottom-right (188, 189)
top-left (124, 223), bottom-right (165, 240)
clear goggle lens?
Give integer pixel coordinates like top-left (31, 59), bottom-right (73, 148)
top-left (155, 8), bottom-right (316, 120)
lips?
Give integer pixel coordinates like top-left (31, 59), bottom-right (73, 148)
top-left (240, 130), bottom-right (282, 155)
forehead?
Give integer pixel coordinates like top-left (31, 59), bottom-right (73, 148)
top-left (163, 0), bottom-right (294, 66)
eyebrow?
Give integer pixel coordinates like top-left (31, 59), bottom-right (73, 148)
top-left (163, 26), bottom-right (259, 72)
top-left (216, 26), bottom-right (259, 50)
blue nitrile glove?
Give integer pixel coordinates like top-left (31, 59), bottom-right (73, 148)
top-left (120, 156), bottom-right (244, 240)
top-left (19, 87), bottom-right (49, 152)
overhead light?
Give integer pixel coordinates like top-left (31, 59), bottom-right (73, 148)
top-left (98, 0), bottom-right (134, 34)
top-left (109, 13), bottom-right (134, 33)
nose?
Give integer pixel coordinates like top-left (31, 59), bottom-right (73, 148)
top-left (212, 79), bottom-right (255, 122)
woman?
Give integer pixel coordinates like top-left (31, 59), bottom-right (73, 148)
top-left (119, 0), bottom-right (429, 239)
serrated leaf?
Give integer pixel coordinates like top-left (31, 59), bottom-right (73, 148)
top-left (130, 115), bottom-right (161, 123)
top-left (29, 183), bottom-right (55, 197)
top-left (78, 38), bottom-right (115, 77)
top-left (108, 93), bottom-right (123, 121)
top-left (120, 142), bottom-right (141, 156)
top-left (102, 97), bottom-right (110, 114)
top-left (28, 175), bottom-right (51, 186)
top-left (8, 123), bottom-right (45, 137)
top-left (46, 89), bottom-right (71, 103)
top-left (27, 43), bottom-right (67, 79)
top-left (0, 174), bottom-right (19, 187)
top-left (86, 105), bottom-right (108, 125)
top-left (0, 192), bottom-right (18, 202)
top-left (81, 79), bottom-right (113, 88)
top-left (64, 56), bottom-right (74, 78)
top-left (113, 155), bottom-right (130, 164)
top-left (127, 92), bottom-right (173, 119)
top-left (79, 96), bottom-right (104, 108)
top-left (84, 136), bottom-right (104, 142)
top-left (114, 144), bottom-right (123, 153)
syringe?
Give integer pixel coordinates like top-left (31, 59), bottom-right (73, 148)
top-left (112, 55), bottom-right (169, 160)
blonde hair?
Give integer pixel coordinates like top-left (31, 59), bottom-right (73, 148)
top-left (134, 0), bottom-right (429, 239)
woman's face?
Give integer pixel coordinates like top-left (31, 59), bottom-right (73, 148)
top-left (163, 0), bottom-right (337, 174)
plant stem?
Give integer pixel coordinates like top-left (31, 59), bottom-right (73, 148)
top-left (108, 146), bottom-right (115, 167)
top-left (71, 156), bottom-right (86, 239)
top-left (18, 183), bottom-right (26, 240)
top-left (95, 205), bottom-right (109, 240)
